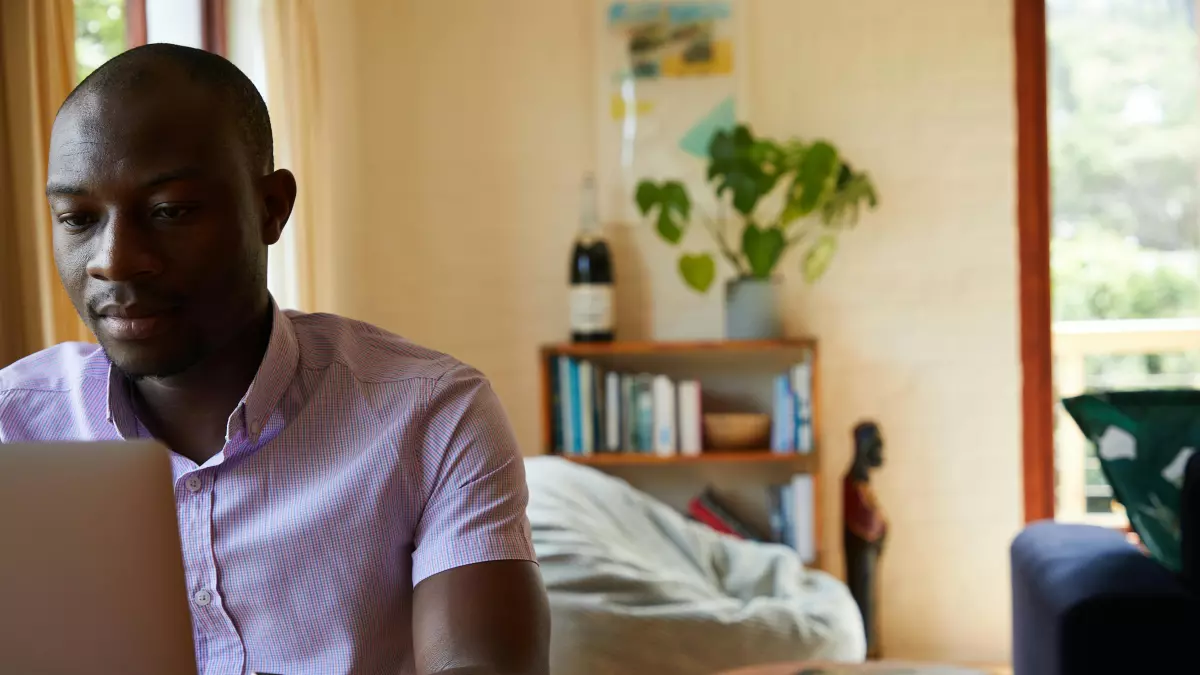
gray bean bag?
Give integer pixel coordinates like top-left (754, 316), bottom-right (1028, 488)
top-left (525, 457), bottom-right (866, 675)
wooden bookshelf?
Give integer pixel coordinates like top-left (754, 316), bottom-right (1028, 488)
top-left (539, 339), bottom-right (820, 461)
top-left (561, 451), bottom-right (816, 468)
top-left (538, 338), bottom-right (824, 570)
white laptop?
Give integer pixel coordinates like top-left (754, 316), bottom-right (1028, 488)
top-left (0, 441), bottom-right (197, 675)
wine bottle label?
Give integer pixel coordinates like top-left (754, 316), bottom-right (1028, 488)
top-left (569, 284), bottom-right (614, 332)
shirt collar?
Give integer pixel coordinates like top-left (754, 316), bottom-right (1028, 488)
top-left (104, 300), bottom-right (300, 446)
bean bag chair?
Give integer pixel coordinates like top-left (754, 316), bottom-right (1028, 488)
top-left (525, 457), bottom-right (866, 675)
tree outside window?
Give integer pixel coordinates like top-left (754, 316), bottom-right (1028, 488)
top-left (75, 0), bottom-right (127, 83)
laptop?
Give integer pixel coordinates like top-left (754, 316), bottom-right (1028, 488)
top-left (0, 441), bottom-right (197, 675)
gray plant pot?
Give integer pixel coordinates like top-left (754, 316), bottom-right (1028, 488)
top-left (725, 277), bottom-right (782, 340)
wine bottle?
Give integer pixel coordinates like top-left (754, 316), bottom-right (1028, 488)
top-left (569, 174), bottom-right (615, 343)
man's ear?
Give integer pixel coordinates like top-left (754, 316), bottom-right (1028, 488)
top-left (260, 169), bottom-right (297, 246)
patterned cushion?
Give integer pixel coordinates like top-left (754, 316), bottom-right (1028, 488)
top-left (1063, 390), bottom-right (1200, 573)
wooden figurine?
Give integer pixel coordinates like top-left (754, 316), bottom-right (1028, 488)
top-left (843, 420), bottom-right (887, 658)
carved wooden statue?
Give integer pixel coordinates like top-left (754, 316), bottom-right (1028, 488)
top-left (843, 420), bottom-right (887, 658)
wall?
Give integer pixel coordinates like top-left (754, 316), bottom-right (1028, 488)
top-left (322, 0), bottom-right (1023, 664)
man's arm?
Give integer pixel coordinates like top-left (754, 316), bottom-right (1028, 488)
top-left (413, 560), bottom-right (550, 675)
top-left (409, 365), bottom-right (549, 675)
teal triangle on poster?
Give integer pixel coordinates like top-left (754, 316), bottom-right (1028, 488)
top-left (679, 96), bottom-right (736, 158)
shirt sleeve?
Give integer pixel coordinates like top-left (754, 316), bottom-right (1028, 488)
top-left (411, 364), bottom-right (537, 586)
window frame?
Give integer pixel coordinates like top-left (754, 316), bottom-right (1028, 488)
top-left (1015, 0), bottom-right (1056, 524)
top-left (123, 0), bottom-right (227, 56)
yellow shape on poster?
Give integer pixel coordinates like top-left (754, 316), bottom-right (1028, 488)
top-left (610, 94), bottom-right (657, 120)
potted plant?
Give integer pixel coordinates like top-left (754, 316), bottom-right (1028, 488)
top-left (635, 124), bottom-right (879, 339)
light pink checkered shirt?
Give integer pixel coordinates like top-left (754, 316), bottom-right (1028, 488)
top-left (0, 304), bottom-right (537, 675)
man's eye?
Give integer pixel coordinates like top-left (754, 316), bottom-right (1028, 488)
top-left (151, 204), bottom-right (194, 220)
top-left (57, 213), bottom-right (97, 230)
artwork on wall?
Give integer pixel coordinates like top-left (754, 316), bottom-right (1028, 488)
top-left (594, 0), bottom-right (746, 225)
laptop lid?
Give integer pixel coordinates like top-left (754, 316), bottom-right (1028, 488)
top-left (0, 441), bottom-right (196, 675)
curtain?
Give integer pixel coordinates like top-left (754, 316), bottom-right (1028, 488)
top-left (0, 0), bottom-right (91, 368)
top-left (261, 0), bottom-right (326, 313)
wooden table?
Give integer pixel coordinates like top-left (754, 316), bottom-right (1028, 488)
top-left (716, 662), bottom-right (1007, 675)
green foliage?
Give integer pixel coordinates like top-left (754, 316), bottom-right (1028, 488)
top-left (1052, 230), bottom-right (1200, 321)
top-left (635, 124), bottom-right (879, 293)
top-left (74, 0), bottom-right (126, 83)
top-left (678, 253), bottom-right (716, 293)
top-left (1049, 0), bottom-right (1200, 249)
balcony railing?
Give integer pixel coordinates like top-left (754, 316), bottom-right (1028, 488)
top-left (1053, 317), bottom-right (1200, 524)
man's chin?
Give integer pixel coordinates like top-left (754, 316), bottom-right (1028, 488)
top-left (99, 340), bottom-right (203, 380)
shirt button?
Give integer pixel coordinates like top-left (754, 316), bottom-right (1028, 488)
top-left (193, 589), bottom-right (213, 607)
top-left (185, 476), bottom-right (202, 493)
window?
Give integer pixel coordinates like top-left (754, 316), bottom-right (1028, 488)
top-left (1047, 0), bottom-right (1200, 523)
top-left (74, 0), bottom-right (128, 82)
top-left (73, 0), bottom-right (227, 82)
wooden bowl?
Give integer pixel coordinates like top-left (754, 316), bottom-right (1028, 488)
top-left (703, 413), bottom-right (771, 451)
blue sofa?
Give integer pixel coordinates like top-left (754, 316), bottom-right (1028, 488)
top-left (1010, 455), bottom-right (1200, 675)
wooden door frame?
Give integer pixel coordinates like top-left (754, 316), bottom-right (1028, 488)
top-left (124, 0), bottom-right (227, 56)
top-left (1015, 0), bottom-right (1056, 523)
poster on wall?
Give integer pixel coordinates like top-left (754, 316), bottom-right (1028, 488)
top-left (595, 0), bottom-right (746, 225)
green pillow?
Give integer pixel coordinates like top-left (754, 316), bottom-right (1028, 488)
top-left (1062, 390), bottom-right (1200, 573)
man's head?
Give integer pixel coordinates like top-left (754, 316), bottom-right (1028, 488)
top-left (47, 44), bottom-right (296, 379)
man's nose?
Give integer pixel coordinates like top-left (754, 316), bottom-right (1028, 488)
top-left (86, 212), bottom-right (164, 282)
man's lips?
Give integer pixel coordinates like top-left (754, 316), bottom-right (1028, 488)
top-left (99, 315), bottom-right (169, 340)
top-left (93, 305), bottom-right (179, 341)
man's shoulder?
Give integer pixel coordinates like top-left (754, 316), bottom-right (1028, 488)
top-left (0, 342), bottom-right (105, 395)
top-left (284, 310), bottom-right (481, 388)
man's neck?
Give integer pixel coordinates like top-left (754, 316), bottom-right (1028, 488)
top-left (132, 308), bottom-right (274, 465)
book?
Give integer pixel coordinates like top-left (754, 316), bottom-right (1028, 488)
top-left (620, 374), bottom-right (635, 451)
top-left (567, 358), bottom-right (582, 454)
top-left (677, 380), bottom-right (702, 456)
top-left (605, 371), bottom-right (621, 452)
top-left (791, 354), bottom-right (813, 454)
top-left (778, 483), bottom-right (795, 549)
top-left (632, 374), bottom-right (655, 452)
top-left (791, 473), bottom-right (816, 564)
top-left (578, 361), bottom-right (595, 456)
top-left (652, 375), bottom-right (676, 457)
top-left (593, 363), bottom-right (605, 452)
top-left (687, 498), bottom-right (743, 538)
top-left (771, 374), bottom-right (796, 453)
top-left (766, 485), bottom-right (786, 544)
top-left (695, 489), bottom-right (764, 540)
top-left (550, 356), bottom-right (563, 453)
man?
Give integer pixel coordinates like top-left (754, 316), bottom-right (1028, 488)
top-left (0, 44), bottom-right (549, 675)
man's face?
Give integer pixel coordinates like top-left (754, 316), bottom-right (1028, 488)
top-left (47, 81), bottom-right (269, 378)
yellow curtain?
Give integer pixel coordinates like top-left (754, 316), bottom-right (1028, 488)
top-left (261, 0), bottom-right (326, 313)
top-left (0, 0), bottom-right (91, 367)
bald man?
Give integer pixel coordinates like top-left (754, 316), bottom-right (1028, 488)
top-left (0, 44), bottom-right (549, 675)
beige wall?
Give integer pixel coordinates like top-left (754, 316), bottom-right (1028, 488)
top-left (313, 0), bottom-right (1023, 664)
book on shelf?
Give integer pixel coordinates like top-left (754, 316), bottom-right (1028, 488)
top-left (619, 374), bottom-right (634, 450)
top-left (578, 361), bottom-right (595, 456)
top-left (769, 349), bottom-right (815, 454)
top-left (605, 371), bottom-right (621, 452)
top-left (686, 488), bottom-right (765, 541)
top-left (677, 380), bottom-right (702, 457)
top-left (550, 356), bottom-right (706, 456)
top-left (632, 374), bottom-right (654, 452)
top-left (768, 474), bottom-right (816, 564)
top-left (652, 374), bottom-right (676, 457)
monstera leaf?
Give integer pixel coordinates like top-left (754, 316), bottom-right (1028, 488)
top-left (802, 234), bottom-right (839, 282)
top-left (821, 163), bottom-right (879, 228)
top-left (782, 141), bottom-right (840, 227)
top-left (707, 125), bottom-right (781, 216)
top-left (678, 253), bottom-right (716, 292)
top-left (742, 223), bottom-right (785, 279)
top-left (635, 180), bottom-right (691, 244)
